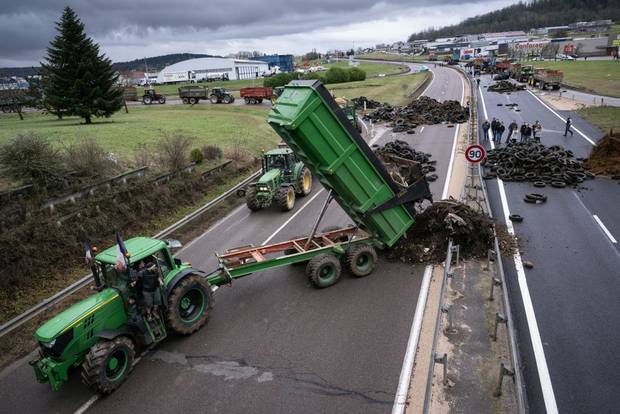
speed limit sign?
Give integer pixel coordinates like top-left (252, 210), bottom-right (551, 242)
top-left (465, 144), bottom-right (486, 163)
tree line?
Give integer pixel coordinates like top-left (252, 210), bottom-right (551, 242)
top-left (409, 0), bottom-right (620, 41)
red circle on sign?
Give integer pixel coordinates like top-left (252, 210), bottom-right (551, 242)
top-left (465, 144), bottom-right (486, 163)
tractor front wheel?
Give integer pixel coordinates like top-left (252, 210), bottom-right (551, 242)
top-left (307, 254), bottom-right (341, 288)
top-left (245, 186), bottom-right (261, 211)
top-left (166, 275), bottom-right (212, 335)
top-left (346, 244), bottom-right (378, 277)
top-left (224, 95), bottom-right (234, 104)
top-left (276, 186), bottom-right (295, 211)
top-left (81, 336), bottom-right (135, 394)
top-left (296, 167), bottom-right (312, 196)
top-left (158, 96), bottom-right (166, 104)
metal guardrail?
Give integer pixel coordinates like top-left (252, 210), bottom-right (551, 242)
top-left (0, 169), bottom-right (260, 339)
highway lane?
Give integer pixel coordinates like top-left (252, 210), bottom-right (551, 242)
top-left (476, 73), bottom-right (620, 413)
top-left (0, 63), bottom-right (466, 414)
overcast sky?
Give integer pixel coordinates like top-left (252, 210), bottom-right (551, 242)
top-left (0, 0), bottom-right (517, 67)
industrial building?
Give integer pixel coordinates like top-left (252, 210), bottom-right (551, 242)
top-left (157, 57), bottom-right (269, 84)
top-left (253, 54), bottom-right (294, 73)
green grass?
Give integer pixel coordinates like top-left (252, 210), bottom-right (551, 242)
top-left (525, 60), bottom-right (620, 97)
top-left (577, 106), bottom-right (620, 134)
top-left (354, 52), bottom-right (429, 63)
top-left (0, 105), bottom-right (279, 164)
top-left (323, 61), bottom-right (408, 77)
top-left (326, 72), bottom-right (429, 106)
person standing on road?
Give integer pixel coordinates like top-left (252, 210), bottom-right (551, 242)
top-left (533, 120), bottom-right (542, 142)
top-left (476, 78), bottom-right (480, 88)
top-left (491, 118), bottom-right (498, 141)
top-left (482, 119), bottom-right (490, 141)
top-left (564, 116), bottom-right (574, 136)
top-left (520, 122), bottom-right (527, 142)
top-left (508, 120), bottom-right (518, 141)
top-left (525, 123), bottom-right (533, 142)
top-left (497, 121), bottom-right (506, 144)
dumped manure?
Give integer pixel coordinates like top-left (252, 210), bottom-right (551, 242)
top-left (384, 200), bottom-right (494, 263)
top-left (583, 132), bottom-right (620, 178)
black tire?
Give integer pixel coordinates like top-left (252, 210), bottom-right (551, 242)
top-left (166, 275), bottom-right (212, 335)
top-left (224, 95), bottom-right (233, 104)
top-left (533, 181), bottom-right (546, 188)
top-left (275, 186), bottom-right (295, 211)
top-left (296, 167), bottom-right (312, 196)
top-left (210, 95), bottom-right (219, 104)
top-left (143, 96), bottom-right (152, 105)
top-left (245, 186), bottom-right (261, 211)
top-left (509, 214), bottom-right (524, 222)
top-left (306, 254), bottom-right (341, 288)
top-left (81, 336), bottom-right (135, 394)
top-left (346, 244), bottom-right (378, 277)
top-left (159, 97), bottom-right (166, 104)
top-left (189, 97), bottom-right (197, 105)
top-left (244, 97), bottom-right (250, 104)
top-left (551, 181), bottom-right (566, 188)
top-left (257, 98), bottom-right (263, 103)
top-left (182, 98), bottom-right (189, 104)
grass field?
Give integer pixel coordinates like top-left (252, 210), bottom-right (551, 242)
top-left (354, 52), bottom-right (429, 63)
top-left (527, 60), bottom-right (620, 98)
top-left (326, 71), bottom-right (429, 106)
top-left (324, 61), bottom-right (408, 77)
top-left (0, 105), bottom-right (279, 166)
top-left (577, 106), bottom-right (620, 134)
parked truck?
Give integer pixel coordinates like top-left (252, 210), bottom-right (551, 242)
top-left (178, 86), bottom-right (208, 104)
top-left (533, 68), bottom-right (563, 90)
top-left (30, 80), bottom-right (432, 393)
top-left (239, 87), bottom-right (273, 104)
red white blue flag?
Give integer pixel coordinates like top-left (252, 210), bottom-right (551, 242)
top-left (115, 230), bottom-right (129, 271)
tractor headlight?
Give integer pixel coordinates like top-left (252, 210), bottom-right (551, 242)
top-left (258, 186), bottom-right (269, 192)
top-left (42, 339), bottom-right (56, 348)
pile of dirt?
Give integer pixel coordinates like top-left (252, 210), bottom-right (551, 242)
top-left (488, 81), bottom-right (526, 93)
top-left (373, 140), bottom-right (439, 182)
top-left (484, 141), bottom-right (594, 187)
top-left (583, 132), bottom-right (620, 178)
top-left (384, 200), bottom-right (495, 263)
top-left (364, 96), bottom-right (469, 133)
top-left (352, 96), bottom-right (383, 109)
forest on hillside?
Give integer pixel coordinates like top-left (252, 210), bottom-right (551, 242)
top-left (409, 0), bottom-right (620, 40)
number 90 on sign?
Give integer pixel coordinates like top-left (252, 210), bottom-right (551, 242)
top-left (465, 144), bottom-right (486, 164)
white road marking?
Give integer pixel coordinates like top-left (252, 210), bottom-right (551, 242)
top-left (593, 215), bottom-right (618, 244)
top-left (419, 67), bottom-right (436, 97)
top-left (391, 265), bottom-right (434, 414)
top-left (440, 70), bottom-right (465, 199)
top-left (261, 189), bottom-right (325, 245)
top-left (480, 86), bottom-right (559, 414)
top-left (420, 126), bottom-right (425, 133)
top-left (526, 90), bottom-right (596, 146)
top-left (73, 395), bottom-right (99, 414)
top-left (178, 204), bottom-right (247, 253)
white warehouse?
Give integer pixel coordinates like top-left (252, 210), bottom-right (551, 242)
top-left (157, 57), bottom-right (269, 84)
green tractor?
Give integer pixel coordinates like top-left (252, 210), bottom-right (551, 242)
top-left (245, 148), bottom-right (312, 212)
top-left (30, 237), bottom-right (213, 393)
top-left (209, 87), bottom-right (235, 104)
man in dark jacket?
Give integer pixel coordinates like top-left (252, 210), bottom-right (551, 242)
top-left (133, 260), bottom-right (162, 320)
top-left (491, 118), bottom-right (498, 141)
top-left (482, 119), bottom-right (490, 141)
top-left (520, 123), bottom-right (527, 142)
top-left (525, 123), bottom-right (533, 142)
top-left (497, 121), bottom-right (506, 144)
top-left (564, 116), bottom-right (574, 136)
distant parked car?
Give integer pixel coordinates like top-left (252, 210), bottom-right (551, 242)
top-left (493, 72), bottom-right (510, 80)
top-left (555, 54), bottom-right (575, 61)
top-left (532, 57), bottom-right (545, 61)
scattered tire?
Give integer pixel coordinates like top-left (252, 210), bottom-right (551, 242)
top-left (509, 214), bottom-right (524, 222)
top-left (296, 167), bottom-right (312, 196)
top-left (236, 188), bottom-right (246, 197)
top-left (523, 260), bottom-right (534, 269)
top-left (524, 193), bottom-right (547, 204)
top-left (345, 244), bottom-right (378, 277)
top-left (245, 186), bottom-right (261, 211)
top-left (275, 186), bottom-right (295, 211)
top-left (426, 174), bottom-right (438, 182)
top-left (551, 181), bottom-right (566, 188)
top-left (533, 181), bottom-right (546, 188)
top-left (81, 336), bottom-right (135, 394)
top-left (166, 275), bottom-right (212, 335)
top-left (306, 253), bottom-right (342, 288)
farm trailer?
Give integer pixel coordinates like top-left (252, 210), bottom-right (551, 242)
top-left (240, 87), bottom-right (274, 104)
top-left (30, 80), bottom-right (432, 393)
top-left (178, 86), bottom-right (209, 104)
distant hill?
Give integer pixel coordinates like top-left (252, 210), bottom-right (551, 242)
top-left (0, 53), bottom-right (215, 77)
top-left (408, 0), bottom-right (620, 41)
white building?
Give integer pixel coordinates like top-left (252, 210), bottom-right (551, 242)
top-left (157, 57), bottom-right (270, 84)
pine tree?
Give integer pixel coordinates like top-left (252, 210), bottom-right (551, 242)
top-left (40, 7), bottom-right (122, 124)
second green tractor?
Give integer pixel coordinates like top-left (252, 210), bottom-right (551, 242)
top-left (246, 148), bottom-right (312, 211)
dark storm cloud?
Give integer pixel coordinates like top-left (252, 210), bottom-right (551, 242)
top-left (0, 0), bottom-right (491, 65)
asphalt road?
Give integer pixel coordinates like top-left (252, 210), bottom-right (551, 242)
top-left (476, 73), bottom-right (620, 413)
top-left (0, 62), bottom-right (465, 414)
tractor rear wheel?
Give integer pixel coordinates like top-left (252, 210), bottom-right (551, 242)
top-left (81, 336), bottom-right (135, 394)
top-left (143, 96), bottom-right (152, 104)
top-left (307, 254), bottom-right (341, 288)
top-left (276, 186), bottom-right (295, 211)
top-left (245, 186), bottom-right (261, 211)
top-left (166, 275), bottom-right (212, 335)
top-left (346, 244), bottom-right (378, 277)
top-left (210, 95), bottom-right (219, 104)
top-left (296, 167), bottom-right (312, 196)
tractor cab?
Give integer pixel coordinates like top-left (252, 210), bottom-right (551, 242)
top-left (209, 87), bottom-right (235, 104)
top-left (263, 148), bottom-right (296, 176)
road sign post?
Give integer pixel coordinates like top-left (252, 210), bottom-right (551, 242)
top-left (465, 144), bottom-right (486, 164)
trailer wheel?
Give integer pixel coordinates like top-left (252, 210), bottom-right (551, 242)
top-left (81, 336), bottom-right (134, 394)
top-left (276, 186), bottom-right (295, 211)
top-left (244, 97), bottom-right (250, 104)
top-left (296, 167), bottom-right (312, 196)
top-left (166, 275), bottom-right (212, 335)
top-left (189, 97), bottom-right (197, 105)
top-left (182, 97), bottom-right (189, 104)
top-left (307, 254), bottom-right (341, 288)
top-left (346, 244), bottom-right (377, 277)
top-left (245, 186), bottom-right (261, 211)
top-left (257, 98), bottom-right (263, 104)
